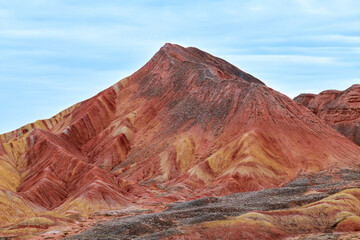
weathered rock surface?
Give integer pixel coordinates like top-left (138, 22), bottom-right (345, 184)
top-left (68, 168), bottom-right (360, 239)
top-left (0, 43), bottom-right (360, 238)
top-left (295, 84), bottom-right (360, 146)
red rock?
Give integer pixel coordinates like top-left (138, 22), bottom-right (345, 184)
top-left (0, 43), bottom-right (360, 236)
top-left (295, 84), bottom-right (360, 145)
top-left (175, 188), bottom-right (360, 239)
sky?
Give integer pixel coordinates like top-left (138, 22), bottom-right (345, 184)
top-left (0, 0), bottom-right (360, 133)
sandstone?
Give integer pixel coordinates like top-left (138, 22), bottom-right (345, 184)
top-left (1, 43), bottom-right (360, 238)
top-left (295, 84), bottom-right (360, 145)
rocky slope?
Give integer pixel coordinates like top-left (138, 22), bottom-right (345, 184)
top-left (294, 84), bottom-right (360, 146)
top-left (68, 167), bottom-right (360, 239)
top-left (0, 43), bottom-right (360, 239)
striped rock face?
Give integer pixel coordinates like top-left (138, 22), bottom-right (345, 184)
top-left (295, 84), bottom-right (360, 146)
top-left (0, 43), bottom-right (360, 238)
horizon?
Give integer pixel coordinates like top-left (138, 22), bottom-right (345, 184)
top-left (1, 0), bottom-right (360, 134)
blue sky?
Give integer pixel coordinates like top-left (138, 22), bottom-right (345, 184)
top-left (0, 0), bottom-right (360, 133)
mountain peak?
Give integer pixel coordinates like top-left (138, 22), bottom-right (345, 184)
top-left (147, 43), bottom-right (264, 85)
top-left (160, 42), bottom-right (183, 51)
top-left (2, 44), bottom-right (360, 239)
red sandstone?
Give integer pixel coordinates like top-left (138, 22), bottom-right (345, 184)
top-left (0, 43), bottom-right (360, 239)
top-left (295, 84), bottom-right (360, 145)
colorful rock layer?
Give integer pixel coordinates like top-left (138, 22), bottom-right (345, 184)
top-left (295, 84), bottom-right (360, 146)
top-left (1, 43), bottom-right (360, 239)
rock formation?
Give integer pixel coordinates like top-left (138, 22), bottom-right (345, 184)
top-left (68, 169), bottom-right (360, 240)
top-left (0, 43), bottom-right (360, 239)
top-left (295, 84), bottom-right (360, 146)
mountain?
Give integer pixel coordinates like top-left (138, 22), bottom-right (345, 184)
top-left (294, 84), bottom-right (360, 146)
top-left (1, 43), bottom-right (360, 239)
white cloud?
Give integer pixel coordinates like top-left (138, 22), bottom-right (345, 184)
top-left (295, 0), bottom-right (360, 16)
top-left (222, 54), bottom-right (338, 65)
top-left (308, 35), bottom-right (360, 44)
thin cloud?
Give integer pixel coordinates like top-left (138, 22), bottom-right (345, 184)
top-left (223, 54), bottom-right (338, 65)
top-left (309, 35), bottom-right (360, 44)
